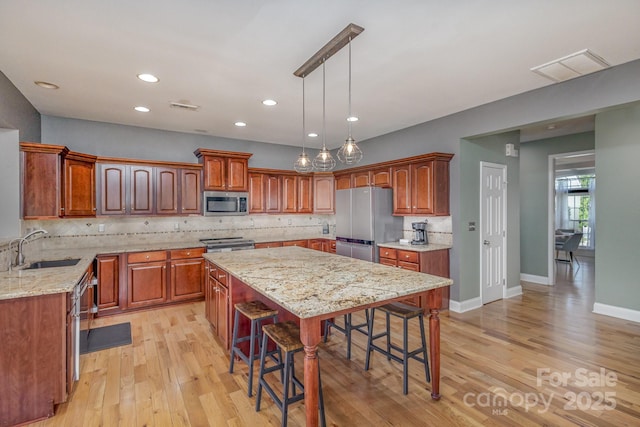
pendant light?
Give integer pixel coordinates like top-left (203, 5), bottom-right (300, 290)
top-left (337, 36), bottom-right (363, 165)
top-left (294, 77), bottom-right (313, 173)
top-left (312, 60), bottom-right (336, 171)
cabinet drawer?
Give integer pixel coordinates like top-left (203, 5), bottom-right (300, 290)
top-left (255, 242), bottom-right (283, 249)
top-left (282, 239), bottom-right (308, 248)
top-left (170, 247), bottom-right (205, 259)
top-left (216, 269), bottom-right (228, 285)
top-left (397, 250), bottom-right (419, 263)
top-left (128, 251), bottom-right (167, 263)
top-left (379, 247), bottom-right (397, 260)
top-left (398, 261), bottom-right (420, 271)
top-left (379, 257), bottom-right (397, 267)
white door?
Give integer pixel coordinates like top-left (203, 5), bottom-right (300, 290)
top-left (480, 162), bottom-right (507, 304)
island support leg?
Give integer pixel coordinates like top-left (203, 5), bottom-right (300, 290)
top-left (426, 288), bottom-right (443, 400)
top-left (299, 318), bottom-right (321, 427)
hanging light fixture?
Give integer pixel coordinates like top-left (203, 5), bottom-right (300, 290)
top-left (312, 60), bottom-right (336, 171)
top-left (337, 36), bottom-right (363, 165)
top-left (294, 77), bottom-right (313, 173)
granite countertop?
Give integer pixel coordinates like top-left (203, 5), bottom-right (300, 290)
top-left (204, 246), bottom-right (452, 319)
top-left (377, 241), bottom-right (452, 252)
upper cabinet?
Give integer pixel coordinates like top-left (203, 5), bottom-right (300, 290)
top-left (194, 149), bottom-right (252, 192)
top-left (313, 173), bottom-right (335, 214)
top-left (20, 143), bottom-right (97, 219)
top-left (248, 169), bottom-right (317, 215)
top-left (97, 159), bottom-right (202, 216)
top-left (392, 155), bottom-right (452, 216)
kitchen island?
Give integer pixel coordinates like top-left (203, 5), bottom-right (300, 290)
top-left (204, 246), bottom-right (452, 427)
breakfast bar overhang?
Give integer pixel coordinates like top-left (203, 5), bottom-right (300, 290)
top-left (204, 246), bottom-right (452, 427)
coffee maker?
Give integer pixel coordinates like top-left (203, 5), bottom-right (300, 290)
top-left (411, 221), bottom-right (428, 245)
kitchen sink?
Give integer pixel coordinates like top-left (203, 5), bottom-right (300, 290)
top-left (24, 258), bottom-right (82, 269)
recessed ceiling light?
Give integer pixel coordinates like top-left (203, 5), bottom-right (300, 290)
top-left (346, 116), bottom-right (359, 122)
top-left (234, 121), bottom-right (247, 127)
top-left (308, 132), bottom-right (318, 138)
top-left (34, 81), bottom-right (59, 89)
top-left (134, 106), bottom-right (150, 112)
top-left (137, 73), bottom-right (159, 83)
top-left (262, 99), bottom-right (277, 106)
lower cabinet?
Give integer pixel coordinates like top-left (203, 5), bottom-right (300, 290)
top-left (127, 251), bottom-right (168, 309)
top-left (97, 254), bottom-right (120, 313)
top-left (205, 263), bottom-right (229, 349)
top-left (169, 248), bottom-right (205, 301)
top-left (379, 247), bottom-right (450, 309)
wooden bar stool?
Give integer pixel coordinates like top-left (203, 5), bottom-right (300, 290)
top-left (229, 300), bottom-right (278, 397)
top-left (364, 302), bottom-right (430, 395)
top-left (256, 321), bottom-right (326, 427)
top-left (323, 309), bottom-right (370, 360)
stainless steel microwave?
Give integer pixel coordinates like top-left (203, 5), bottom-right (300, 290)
top-left (203, 191), bottom-right (249, 216)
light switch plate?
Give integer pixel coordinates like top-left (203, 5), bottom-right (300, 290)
top-left (468, 222), bottom-right (476, 231)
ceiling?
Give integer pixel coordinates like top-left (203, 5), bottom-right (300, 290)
top-left (1, 1), bottom-right (640, 150)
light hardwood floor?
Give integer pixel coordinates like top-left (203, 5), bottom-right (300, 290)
top-left (28, 258), bottom-right (640, 426)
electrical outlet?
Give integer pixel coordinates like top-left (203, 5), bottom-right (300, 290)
top-left (468, 221), bottom-right (476, 231)
top-left (98, 224), bottom-right (105, 232)
top-left (288, 218), bottom-right (292, 225)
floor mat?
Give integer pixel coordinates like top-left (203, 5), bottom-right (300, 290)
top-left (80, 322), bottom-right (132, 354)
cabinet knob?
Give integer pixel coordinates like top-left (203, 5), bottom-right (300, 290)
top-left (146, 255), bottom-right (150, 260)
top-left (405, 255), bottom-right (410, 258)
top-left (186, 252), bottom-right (191, 256)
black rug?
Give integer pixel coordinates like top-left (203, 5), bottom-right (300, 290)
top-left (80, 322), bottom-right (132, 354)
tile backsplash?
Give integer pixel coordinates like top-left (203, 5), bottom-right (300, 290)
top-left (402, 216), bottom-right (452, 245)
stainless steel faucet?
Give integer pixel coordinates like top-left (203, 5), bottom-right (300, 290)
top-left (9, 229), bottom-right (48, 269)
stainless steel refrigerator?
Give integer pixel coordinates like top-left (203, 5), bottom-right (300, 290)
top-left (335, 187), bottom-right (403, 262)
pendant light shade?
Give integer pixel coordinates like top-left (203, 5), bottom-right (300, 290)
top-left (337, 36), bottom-right (363, 165)
top-left (294, 77), bottom-right (314, 173)
top-left (312, 61), bottom-right (336, 171)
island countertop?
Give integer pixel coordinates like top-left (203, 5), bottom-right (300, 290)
top-left (204, 246), bottom-right (452, 319)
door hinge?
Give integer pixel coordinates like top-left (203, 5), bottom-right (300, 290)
top-left (503, 230), bottom-right (506, 237)
top-left (503, 278), bottom-right (506, 286)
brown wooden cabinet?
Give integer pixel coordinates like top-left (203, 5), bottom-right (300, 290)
top-left (126, 251), bottom-right (167, 309)
top-left (378, 246), bottom-right (450, 309)
top-left (180, 168), bottom-right (202, 214)
top-left (205, 262), bottom-right (229, 349)
top-left (313, 173), bottom-right (335, 214)
top-left (156, 167), bottom-right (179, 215)
top-left (169, 248), bottom-right (205, 301)
top-left (392, 157), bottom-right (451, 216)
top-left (97, 254), bottom-right (120, 312)
top-left (282, 239), bottom-right (308, 248)
top-left (130, 165), bottom-right (154, 215)
top-left (249, 172), bottom-right (266, 213)
top-left (281, 174), bottom-right (297, 213)
top-left (194, 149), bottom-right (252, 192)
top-left (265, 174), bottom-right (282, 213)
top-left (371, 167), bottom-right (392, 188)
top-left (63, 151), bottom-right (97, 217)
top-left (352, 170), bottom-right (372, 187)
top-left (335, 173), bottom-right (352, 190)
top-left (254, 241), bottom-right (283, 249)
top-left (99, 163), bottom-right (126, 215)
top-left (308, 239), bottom-right (324, 251)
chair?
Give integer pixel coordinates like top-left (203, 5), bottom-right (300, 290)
top-left (555, 232), bottom-right (583, 266)
top-left (323, 310), bottom-right (369, 360)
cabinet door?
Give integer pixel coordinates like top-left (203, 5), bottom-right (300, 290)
top-left (352, 171), bottom-right (371, 187)
top-left (64, 158), bottom-right (96, 217)
top-left (335, 174), bottom-right (352, 190)
top-left (249, 173), bottom-right (266, 213)
top-left (282, 239), bottom-right (308, 248)
top-left (99, 164), bottom-right (126, 215)
top-left (265, 174), bottom-right (281, 213)
top-left (217, 283), bottom-right (229, 349)
top-left (432, 159), bottom-right (450, 216)
top-left (130, 166), bottom-right (154, 215)
top-left (392, 165), bottom-right (412, 215)
top-left (203, 156), bottom-right (226, 190)
top-left (156, 167), bottom-right (179, 215)
top-left (281, 175), bottom-right (298, 213)
top-left (309, 239), bottom-right (323, 251)
top-left (97, 255), bottom-right (119, 310)
top-left (170, 258), bottom-right (204, 301)
top-left (412, 161), bottom-right (434, 214)
top-left (379, 257), bottom-right (397, 267)
top-left (372, 167), bottom-right (392, 188)
top-left (21, 147), bottom-right (63, 219)
top-left (127, 261), bottom-right (167, 308)
top-left (297, 176), bottom-right (313, 213)
top-left (254, 242), bottom-right (283, 249)
top-left (313, 175), bottom-right (335, 214)
top-left (180, 169), bottom-right (202, 214)
top-left (227, 158), bottom-right (248, 191)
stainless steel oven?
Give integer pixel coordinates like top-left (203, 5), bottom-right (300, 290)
top-left (203, 191), bottom-right (249, 216)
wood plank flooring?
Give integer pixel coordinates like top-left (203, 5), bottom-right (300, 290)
top-left (27, 258), bottom-right (640, 426)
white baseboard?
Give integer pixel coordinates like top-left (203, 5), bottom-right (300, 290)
top-left (449, 296), bottom-right (482, 313)
top-left (505, 285), bottom-right (523, 299)
top-left (520, 273), bottom-right (550, 285)
top-left (593, 303), bottom-right (640, 323)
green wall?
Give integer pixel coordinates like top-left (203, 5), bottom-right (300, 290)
top-left (594, 104), bottom-right (640, 310)
top-left (519, 132), bottom-right (595, 277)
top-left (459, 131), bottom-right (520, 301)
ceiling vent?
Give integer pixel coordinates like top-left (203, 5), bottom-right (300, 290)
top-left (169, 101), bottom-right (200, 111)
top-left (531, 49), bottom-right (610, 82)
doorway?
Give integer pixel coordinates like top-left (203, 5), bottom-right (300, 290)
top-left (480, 161), bottom-right (507, 304)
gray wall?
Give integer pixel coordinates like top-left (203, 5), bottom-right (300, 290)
top-left (519, 132), bottom-right (595, 277)
top-left (42, 116), bottom-right (303, 169)
top-left (594, 104), bottom-right (640, 311)
top-left (458, 131), bottom-right (521, 301)
top-left (0, 71), bottom-right (41, 142)
top-left (0, 71), bottom-right (40, 240)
